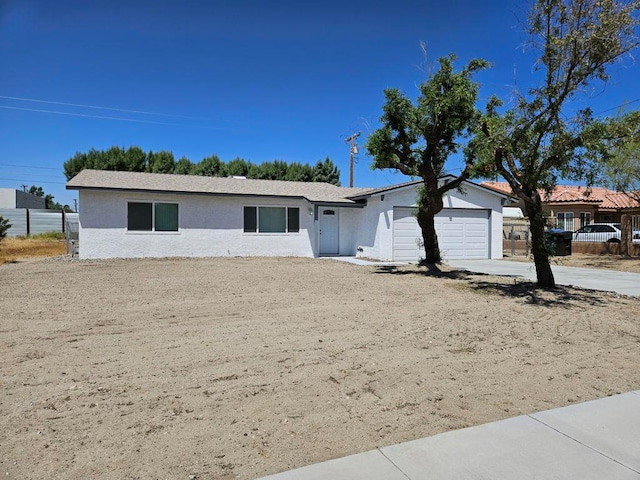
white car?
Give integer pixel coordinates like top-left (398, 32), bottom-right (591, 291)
top-left (572, 223), bottom-right (640, 243)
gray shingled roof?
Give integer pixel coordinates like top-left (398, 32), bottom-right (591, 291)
top-left (347, 179), bottom-right (422, 199)
top-left (66, 169), bottom-right (371, 204)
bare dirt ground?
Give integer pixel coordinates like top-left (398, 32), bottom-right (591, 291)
top-left (504, 252), bottom-right (640, 273)
top-left (1, 257), bottom-right (639, 480)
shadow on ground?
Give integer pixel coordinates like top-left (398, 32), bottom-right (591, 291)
top-left (373, 264), bottom-right (608, 307)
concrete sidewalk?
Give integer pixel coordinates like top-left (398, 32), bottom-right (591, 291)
top-left (257, 391), bottom-right (640, 479)
top-left (447, 259), bottom-right (640, 296)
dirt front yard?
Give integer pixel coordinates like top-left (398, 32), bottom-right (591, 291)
top-left (1, 257), bottom-right (639, 480)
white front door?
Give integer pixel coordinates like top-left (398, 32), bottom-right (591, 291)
top-left (319, 208), bottom-right (339, 255)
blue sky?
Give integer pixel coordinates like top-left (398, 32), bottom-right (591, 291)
top-left (1, 0), bottom-right (639, 208)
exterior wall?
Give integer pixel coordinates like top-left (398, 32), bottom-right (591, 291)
top-left (16, 191), bottom-right (46, 209)
top-left (350, 183), bottom-right (504, 261)
top-left (78, 190), bottom-right (316, 259)
top-left (0, 189), bottom-right (46, 209)
top-left (337, 207), bottom-right (364, 256)
top-left (544, 204), bottom-right (600, 231)
top-left (0, 189), bottom-right (16, 208)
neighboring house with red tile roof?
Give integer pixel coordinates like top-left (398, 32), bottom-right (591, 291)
top-left (481, 181), bottom-right (640, 231)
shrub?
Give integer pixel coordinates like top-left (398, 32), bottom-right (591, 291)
top-left (0, 216), bottom-right (11, 244)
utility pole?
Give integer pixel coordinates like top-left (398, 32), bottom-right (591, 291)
top-left (21, 184), bottom-right (28, 192)
top-left (73, 199), bottom-right (78, 213)
top-left (345, 132), bottom-right (361, 187)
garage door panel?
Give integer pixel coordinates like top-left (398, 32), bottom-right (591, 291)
top-left (393, 207), bottom-right (489, 261)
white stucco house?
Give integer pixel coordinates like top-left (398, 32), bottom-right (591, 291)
top-left (66, 169), bottom-right (509, 261)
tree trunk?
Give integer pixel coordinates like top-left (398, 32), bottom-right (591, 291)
top-left (416, 196), bottom-right (444, 264)
top-left (523, 194), bottom-right (556, 289)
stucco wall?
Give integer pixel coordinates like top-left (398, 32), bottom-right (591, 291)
top-left (78, 190), bottom-right (316, 259)
top-left (0, 189), bottom-right (16, 208)
top-left (350, 183), bottom-right (504, 261)
top-left (16, 191), bottom-right (46, 209)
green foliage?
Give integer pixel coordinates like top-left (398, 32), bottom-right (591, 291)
top-left (28, 186), bottom-right (44, 197)
top-left (366, 54), bottom-right (489, 263)
top-left (285, 162), bottom-right (314, 182)
top-left (473, 0), bottom-right (640, 287)
top-left (193, 155), bottom-right (225, 176)
top-left (311, 157), bottom-right (341, 185)
top-left (28, 185), bottom-right (74, 212)
top-left (174, 156), bottom-right (194, 175)
top-left (600, 111), bottom-right (640, 200)
top-left (226, 158), bottom-right (250, 177)
top-left (147, 150), bottom-right (175, 174)
top-left (63, 147), bottom-right (341, 184)
top-left (367, 55), bottom-right (489, 178)
top-left (0, 216), bottom-right (11, 243)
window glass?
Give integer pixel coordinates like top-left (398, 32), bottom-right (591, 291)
top-left (580, 212), bottom-right (591, 227)
top-left (556, 212), bottom-right (574, 230)
top-left (244, 206), bottom-right (257, 232)
top-left (155, 203), bottom-right (178, 231)
top-left (288, 208), bottom-right (300, 233)
top-left (244, 206), bottom-right (299, 233)
top-left (128, 202), bottom-right (153, 231)
top-left (259, 207), bottom-right (286, 233)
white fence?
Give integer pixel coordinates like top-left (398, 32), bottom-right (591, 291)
top-left (0, 208), bottom-right (78, 236)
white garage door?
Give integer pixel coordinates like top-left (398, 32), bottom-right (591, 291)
top-left (393, 207), bottom-right (489, 261)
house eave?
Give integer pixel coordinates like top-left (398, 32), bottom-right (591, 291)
top-left (349, 176), bottom-right (515, 201)
top-left (66, 185), bottom-right (361, 205)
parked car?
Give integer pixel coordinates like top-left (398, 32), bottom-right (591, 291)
top-left (572, 223), bottom-right (640, 243)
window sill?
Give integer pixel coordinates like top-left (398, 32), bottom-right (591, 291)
top-left (126, 230), bottom-right (181, 235)
top-left (242, 232), bottom-right (301, 236)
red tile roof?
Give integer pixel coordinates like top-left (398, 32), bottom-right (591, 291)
top-left (481, 182), bottom-right (640, 210)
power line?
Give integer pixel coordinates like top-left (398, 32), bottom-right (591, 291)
top-left (0, 105), bottom-right (203, 127)
top-left (594, 98), bottom-right (640, 116)
top-left (0, 177), bottom-right (67, 185)
top-left (0, 163), bottom-right (61, 170)
top-left (0, 172), bottom-right (63, 179)
top-left (0, 95), bottom-right (207, 120)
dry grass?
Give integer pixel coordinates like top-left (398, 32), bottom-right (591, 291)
top-left (0, 237), bottom-right (66, 264)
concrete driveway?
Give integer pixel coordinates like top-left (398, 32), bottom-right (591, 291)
top-left (447, 259), bottom-right (640, 296)
top-left (258, 391), bottom-right (640, 480)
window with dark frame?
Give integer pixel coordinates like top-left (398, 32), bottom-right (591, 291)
top-left (127, 202), bottom-right (179, 232)
top-left (243, 206), bottom-right (300, 233)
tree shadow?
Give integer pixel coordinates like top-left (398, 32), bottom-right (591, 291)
top-left (467, 280), bottom-right (608, 307)
top-left (373, 264), bottom-right (476, 280)
top-left (373, 265), bottom-right (610, 307)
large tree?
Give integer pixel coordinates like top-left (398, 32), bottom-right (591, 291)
top-left (63, 147), bottom-right (342, 185)
top-left (311, 157), bottom-right (341, 186)
top-left (366, 55), bottom-right (489, 263)
top-left (601, 111), bottom-right (640, 201)
top-left (475, 0), bottom-right (640, 288)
